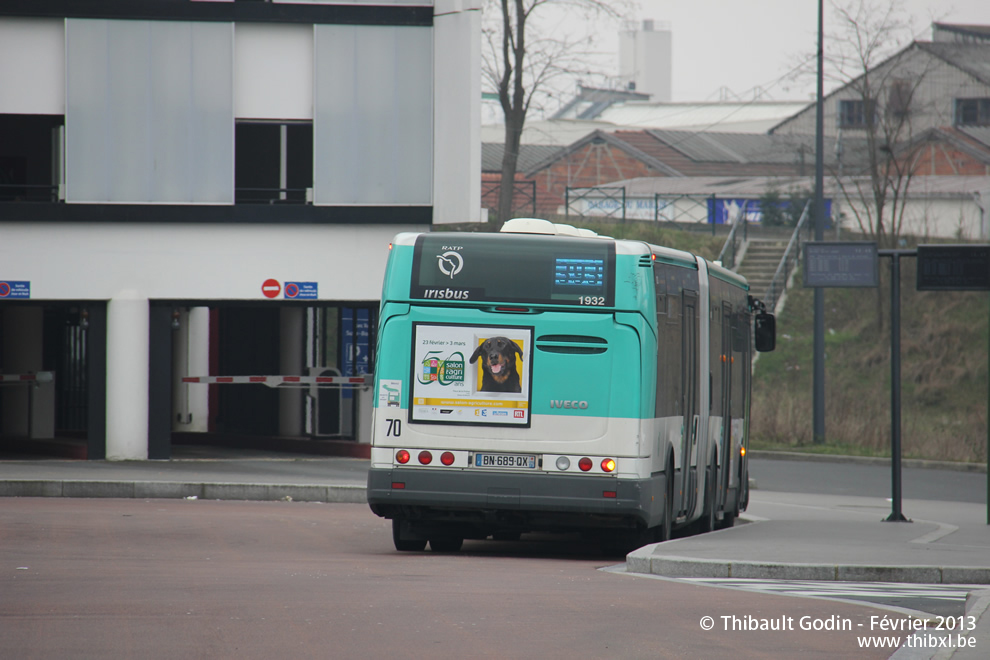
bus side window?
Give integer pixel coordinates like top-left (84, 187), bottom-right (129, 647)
top-left (654, 261), bottom-right (668, 316)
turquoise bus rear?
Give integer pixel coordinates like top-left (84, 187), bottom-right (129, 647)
top-left (366, 220), bottom-right (774, 553)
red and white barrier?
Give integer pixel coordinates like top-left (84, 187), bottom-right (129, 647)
top-left (0, 372), bottom-right (54, 385)
top-left (181, 374), bottom-right (371, 388)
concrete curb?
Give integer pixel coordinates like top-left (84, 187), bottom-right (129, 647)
top-left (625, 547), bottom-right (990, 585)
top-left (0, 480), bottom-right (368, 504)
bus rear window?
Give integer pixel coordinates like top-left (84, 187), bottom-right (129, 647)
top-left (410, 234), bottom-right (615, 306)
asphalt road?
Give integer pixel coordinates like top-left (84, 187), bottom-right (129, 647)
top-left (750, 456), bottom-right (987, 503)
top-left (0, 499), bottom-right (907, 660)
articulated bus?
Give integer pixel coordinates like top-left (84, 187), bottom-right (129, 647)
top-left (367, 218), bottom-right (775, 553)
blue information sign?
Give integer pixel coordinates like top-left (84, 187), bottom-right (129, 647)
top-left (0, 281), bottom-right (30, 299)
top-left (283, 281), bottom-right (318, 299)
top-left (803, 242), bottom-right (879, 288)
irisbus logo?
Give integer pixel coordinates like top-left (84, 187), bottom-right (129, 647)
top-left (550, 400), bottom-right (589, 410)
top-left (422, 287), bottom-right (470, 300)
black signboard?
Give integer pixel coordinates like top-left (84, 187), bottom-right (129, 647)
top-left (803, 242), bottom-right (879, 288)
top-left (916, 245), bottom-right (990, 291)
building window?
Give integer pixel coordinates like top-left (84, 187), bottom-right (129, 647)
top-left (887, 80), bottom-right (912, 118)
top-left (839, 99), bottom-right (875, 129)
top-left (0, 114), bottom-right (63, 202)
top-left (235, 122), bottom-right (313, 204)
top-left (954, 98), bottom-right (990, 126)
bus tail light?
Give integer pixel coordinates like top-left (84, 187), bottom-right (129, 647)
top-left (603, 491), bottom-right (617, 498)
top-left (555, 456), bottom-right (571, 471)
top-left (578, 457), bottom-right (593, 472)
top-left (601, 458), bottom-right (616, 473)
top-left (740, 446), bottom-right (746, 457)
top-left (418, 451), bottom-right (433, 465)
top-left (396, 450), bottom-right (410, 464)
top-left (440, 451), bottom-right (455, 466)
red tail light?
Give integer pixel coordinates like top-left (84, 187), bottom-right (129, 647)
top-left (418, 450), bottom-right (433, 465)
top-left (578, 457), bottom-right (593, 472)
top-left (396, 450), bottom-right (410, 464)
top-left (440, 451), bottom-right (455, 466)
top-left (601, 458), bottom-right (616, 473)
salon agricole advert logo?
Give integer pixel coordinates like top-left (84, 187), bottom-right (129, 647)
top-left (418, 350), bottom-right (465, 386)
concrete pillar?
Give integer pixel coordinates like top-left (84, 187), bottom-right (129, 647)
top-left (432, 0), bottom-right (481, 224)
top-left (1, 306), bottom-right (54, 438)
top-left (355, 384), bottom-right (372, 445)
top-left (106, 293), bottom-right (149, 460)
top-left (172, 307), bottom-right (210, 432)
top-left (279, 307), bottom-right (304, 437)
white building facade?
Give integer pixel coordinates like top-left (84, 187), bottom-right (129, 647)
top-left (0, 1), bottom-right (481, 459)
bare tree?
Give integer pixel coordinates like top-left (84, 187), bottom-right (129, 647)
top-left (824, 0), bottom-right (938, 247)
top-left (481, 0), bottom-right (628, 228)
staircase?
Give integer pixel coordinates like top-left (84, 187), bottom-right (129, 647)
top-left (735, 239), bottom-right (790, 303)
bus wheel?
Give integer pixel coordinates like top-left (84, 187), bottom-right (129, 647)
top-left (659, 462), bottom-right (674, 542)
top-left (699, 457), bottom-right (717, 534)
top-left (429, 536), bottom-right (464, 553)
top-left (392, 519), bottom-right (427, 552)
top-left (715, 510), bottom-right (736, 530)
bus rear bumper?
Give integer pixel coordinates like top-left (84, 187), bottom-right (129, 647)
top-left (367, 467), bottom-right (663, 533)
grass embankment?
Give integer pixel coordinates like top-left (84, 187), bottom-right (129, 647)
top-left (558, 218), bottom-right (724, 261)
top-left (751, 244), bottom-right (989, 463)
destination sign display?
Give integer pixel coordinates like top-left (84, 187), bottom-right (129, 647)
top-left (803, 242), bottom-right (879, 288)
top-left (916, 245), bottom-right (990, 291)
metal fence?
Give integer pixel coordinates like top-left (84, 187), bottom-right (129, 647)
top-left (563, 186), bottom-right (729, 227)
top-left (765, 201), bottom-right (813, 312)
top-left (715, 201), bottom-right (752, 270)
top-left (482, 180), bottom-right (537, 218)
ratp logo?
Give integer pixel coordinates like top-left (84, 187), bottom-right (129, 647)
top-left (437, 251), bottom-right (464, 279)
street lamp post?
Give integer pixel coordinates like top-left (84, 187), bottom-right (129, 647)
top-left (813, 0), bottom-right (826, 444)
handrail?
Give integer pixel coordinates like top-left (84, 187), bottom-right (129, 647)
top-left (764, 200), bottom-right (812, 312)
top-left (716, 201), bottom-right (749, 269)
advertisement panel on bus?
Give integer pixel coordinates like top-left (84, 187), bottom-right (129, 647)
top-left (408, 323), bottom-right (532, 427)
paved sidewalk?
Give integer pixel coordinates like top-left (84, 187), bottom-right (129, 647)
top-left (0, 455), bottom-right (368, 503)
top-left (627, 492), bottom-right (990, 583)
top-left (625, 491), bottom-right (990, 659)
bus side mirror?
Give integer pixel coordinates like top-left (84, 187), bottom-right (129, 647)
top-left (754, 312), bottom-right (776, 352)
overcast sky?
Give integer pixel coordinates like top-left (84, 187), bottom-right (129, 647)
top-left (614, 0), bottom-right (989, 102)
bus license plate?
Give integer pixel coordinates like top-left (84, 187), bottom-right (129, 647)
top-left (474, 453), bottom-right (536, 469)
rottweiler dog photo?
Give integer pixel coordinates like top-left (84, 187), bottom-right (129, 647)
top-left (469, 336), bottom-right (523, 393)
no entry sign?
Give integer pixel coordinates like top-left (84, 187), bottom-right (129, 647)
top-left (261, 279), bottom-right (281, 298)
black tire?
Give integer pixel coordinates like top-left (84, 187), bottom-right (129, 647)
top-left (715, 511), bottom-right (736, 530)
top-left (658, 460), bottom-right (674, 542)
top-left (392, 519), bottom-right (427, 552)
top-left (429, 536), bottom-right (464, 553)
top-left (698, 458), bottom-right (717, 534)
